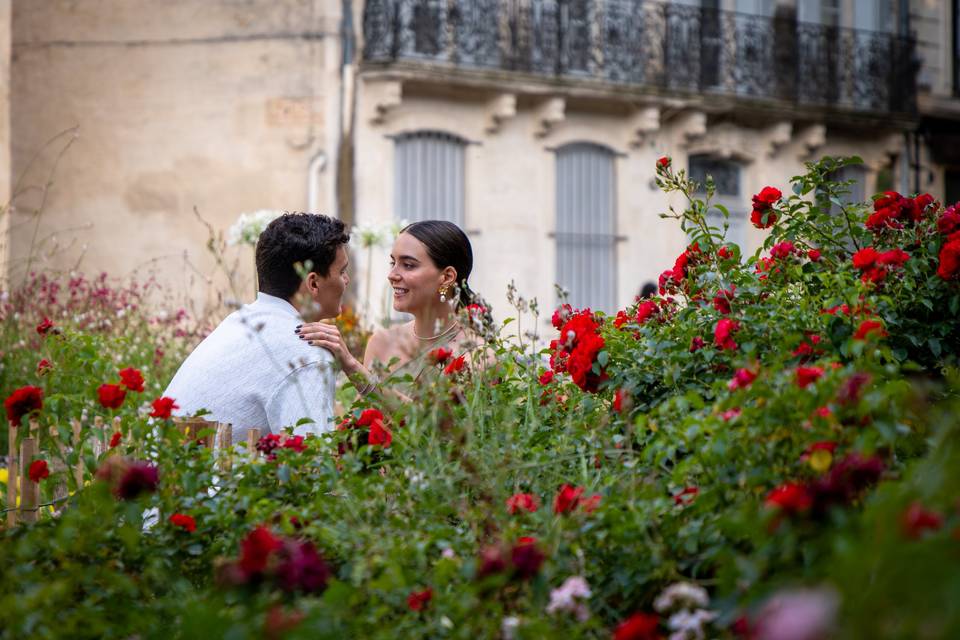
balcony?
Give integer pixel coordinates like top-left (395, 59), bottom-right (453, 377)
top-left (362, 0), bottom-right (918, 120)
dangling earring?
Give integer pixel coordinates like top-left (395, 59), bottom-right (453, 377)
top-left (439, 286), bottom-right (447, 303)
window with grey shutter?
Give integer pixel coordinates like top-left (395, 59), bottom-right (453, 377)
top-left (394, 131), bottom-right (466, 226)
top-left (689, 155), bottom-right (746, 249)
top-left (555, 143), bottom-right (617, 312)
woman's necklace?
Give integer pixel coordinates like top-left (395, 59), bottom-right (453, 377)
top-left (413, 319), bottom-right (460, 341)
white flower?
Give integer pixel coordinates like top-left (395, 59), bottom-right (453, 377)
top-left (500, 616), bottom-right (520, 640)
top-left (667, 608), bottom-right (717, 640)
top-left (754, 587), bottom-right (839, 640)
top-left (654, 582), bottom-right (710, 612)
top-left (546, 576), bottom-right (592, 622)
top-left (227, 209), bottom-right (284, 247)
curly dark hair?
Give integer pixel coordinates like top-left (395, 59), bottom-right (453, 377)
top-left (255, 213), bottom-right (350, 300)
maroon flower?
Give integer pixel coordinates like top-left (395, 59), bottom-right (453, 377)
top-left (510, 537), bottom-right (545, 580)
top-left (118, 367), bottom-right (145, 392)
top-left (239, 526), bottom-right (283, 576)
top-left (115, 461), bottom-right (159, 500)
top-left (809, 453), bottom-right (884, 513)
top-left (36, 317), bottom-right (54, 335)
top-left (97, 383), bottom-right (126, 409)
top-left (689, 336), bottom-right (705, 352)
top-left (837, 372), bottom-right (871, 405)
top-left (28, 459), bottom-right (50, 483)
top-left (273, 538), bottom-right (331, 594)
top-left (407, 588), bottom-right (433, 612)
top-left (5, 385), bottom-right (43, 427)
top-left (477, 545), bottom-right (508, 578)
top-left (256, 433), bottom-right (283, 456)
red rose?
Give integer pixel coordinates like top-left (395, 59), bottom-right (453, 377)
top-left (718, 246), bottom-right (733, 260)
top-left (853, 319), bottom-right (886, 340)
top-left (689, 336), bottom-right (705, 352)
top-left (937, 204), bottom-right (960, 235)
top-left (477, 545), bottom-right (508, 578)
top-left (712, 286), bottom-right (735, 314)
top-left (656, 156), bottom-right (671, 170)
top-left (282, 435), bottom-right (306, 452)
top-left (636, 300), bottom-right (659, 324)
top-left (443, 355), bottom-right (467, 376)
top-left (770, 241), bottom-right (796, 260)
top-left (407, 588), bottom-right (433, 612)
top-left (837, 372), bottom-right (871, 405)
top-left (614, 612), bottom-right (661, 640)
top-left (506, 492), bottom-right (540, 514)
top-left (713, 318), bottom-right (740, 351)
top-left (581, 494), bottom-right (602, 513)
top-left (877, 248), bottom-right (910, 267)
top-left (109, 431), bottom-right (123, 449)
top-left (28, 459), bottom-right (50, 483)
top-left (807, 248), bottom-right (821, 262)
top-left (750, 186), bottom-right (781, 229)
top-left (368, 420), bottom-right (392, 447)
top-left (256, 433), bottom-right (283, 456)
top-left (5, 385), bottom-right (44, 426)
top-left (551, 304), bottom-right (573, 329)
top-left (510, 537), bottom-right (545, 580)
top-left (170, 513), bottom-right (197, 533)
top-left (901, 502), bottom-right (943, 539)
top-left (937, 236), bottom-right (960, 280)
top-left (118, 367), bottom-right (145, 392)
top-left (36, 359), bottom-right (53, 375)
top-left (97, 383), bottom-right (126, 409)
top-left (538, 370), bottom-right (554, 385)
top-left (727, 368), bottom-right (757, 391)
top-left (239, 526), bottom-right (283, 576)
top-left (851, 247), bottom-right (878, 270)
top-left (149, 396), bottom-right (179, 419)
top-left (765, 482), bottom-right (812, 514)
top-left (613, 388), bottom-right (629, 413)
top-left (673, 486), bottom-right (699, 505)
top-left (553, 483), bottom-right (584, 514)
top-left (357, 408), bottom-right (384, 427)
top-left (36, 317), bottom-right (55, 335)
top-left (428, 347), bottom-right (452, 365)
top-left (795, 366), bottom-right (825, 389)
top-left (273, 538), bottom-right (330, 594)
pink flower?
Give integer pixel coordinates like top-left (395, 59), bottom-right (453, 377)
top-left (728, 368), bottom-right (757, 391)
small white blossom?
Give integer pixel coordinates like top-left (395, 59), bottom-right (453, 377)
top-left (654, 582), bottom-right (710, 612)
top-left (546, 576), bottom-right (592, 622)
top-left (227, 209), bottom-right (284, 247)
top-left (667, 608), bottom-right (717, 640)
top-left (501, 616), bottom-right (520, 640)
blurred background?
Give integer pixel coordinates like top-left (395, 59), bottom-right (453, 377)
top-left (1, 0), bottom-right (958, 327)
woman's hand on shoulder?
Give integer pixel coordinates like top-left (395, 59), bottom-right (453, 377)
top-left (296, 321), bottom-right (361, 375)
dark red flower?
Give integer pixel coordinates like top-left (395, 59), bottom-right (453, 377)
top-left (538, 370), bottom-right (554, 385)
top-left (552, 304), bottom-right (573, 330)
top-left (407, 588), bottom-right (433, 612)
top-left (428, 347), bottom-right (453, 365)
top-left (115, 461), bottom-right (159, 500)
top-left (477, 545), bottom-right (508, 578)
top-left (554, 483), bottom-right (584, 514)
top-left (36, 359), bottom-right (53, 375)
top-left (712, 286), bottom-right (736, 314)
top-left (109, 431), bottom-right (123, 449)
top-left (170, 513), bottom-right (197, 533)
top-left (273, 538), bottom-right (331, 594)
top-left (765, 482), bottom-right (812, 515)
top-left (614, 612), bottom-right (661, 640)
top-left (636, 300), bottom-right (659, 324)
top-left (506, 493), bottom-right (539, 514)
top-left (656, 156), bottom-right (671, 170)
top-left (937, 235), bottom-right (960, 280)
top-left (901, 502), bottom-right (944, 539)
top-left (36, 317), bottom-right (54, 335)
top-left (257, 433), bottom-right (283, 456)
top-left (510, 538), bottom-right (545, 580)
top-left (807, 248), bottom-right (821, 262)
top-left (443, 355), bottom-right (467, 376)
top-left (770, 241), bottom-right (796, 260)
top-left (239, 526), bottom-right (283, 576)
top-left (714, 318), bottom-right (740, 351)
top-left (837, 372), bottom-right (871, 405)
top-left (937, 204), bottom-right (960, 235)
top-left (674, 486), bottom-right (699, 505)
top-left (5, 385), bottom-right (43, 427)
top-left (689, 336), bottom-right (705, 352)
top-left (809, 453), bottom-right (884, 513)
top-left (853, 319), bottom-right (886, 340)
top-left (97, 383), bottom-right (126, 409)
top-left (877, 248), bottom-right (910, 267)
top-left (800, 441), bottom-right (837, 462)
top-left (149, 396), bottom-right (179, 419)
top-left (282, 435), bottom-right (306, 452)
top-left (118, 367), bottom-right (145, 392)
top-left (718, 246), bottom-right (733, 260)
top-left (795, 366), bottom-right (825, 389)
top-left (368, 420), bottom-right (392, 447)
top-left (28, 459), bottom-right (50, 483)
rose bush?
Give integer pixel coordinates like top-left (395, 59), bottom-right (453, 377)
top-left (1, 157), bottom-right (958, 638)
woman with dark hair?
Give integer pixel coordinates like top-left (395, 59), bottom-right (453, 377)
top-left (298, 220), bottom-right (487, 393)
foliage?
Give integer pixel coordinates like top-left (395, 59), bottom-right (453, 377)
top-left (1, 158), bottom-right (959, 639)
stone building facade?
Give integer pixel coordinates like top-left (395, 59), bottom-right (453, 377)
top-left (1, 0), bottom-right (958, 325)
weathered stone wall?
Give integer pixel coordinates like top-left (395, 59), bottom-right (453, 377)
top-left (8, 0), bottom-right (340, 311)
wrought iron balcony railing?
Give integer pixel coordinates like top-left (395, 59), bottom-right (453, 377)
top-left (362, 0), bottom-right (918, 117)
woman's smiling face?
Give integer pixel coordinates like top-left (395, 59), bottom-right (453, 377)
top-left (388, 232), bottom-right (450, 313)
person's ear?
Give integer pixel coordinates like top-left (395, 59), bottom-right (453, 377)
top-left (304, 271), bottom-right (321, 295)
top-left (440, 267), bottom-right (457, 288)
